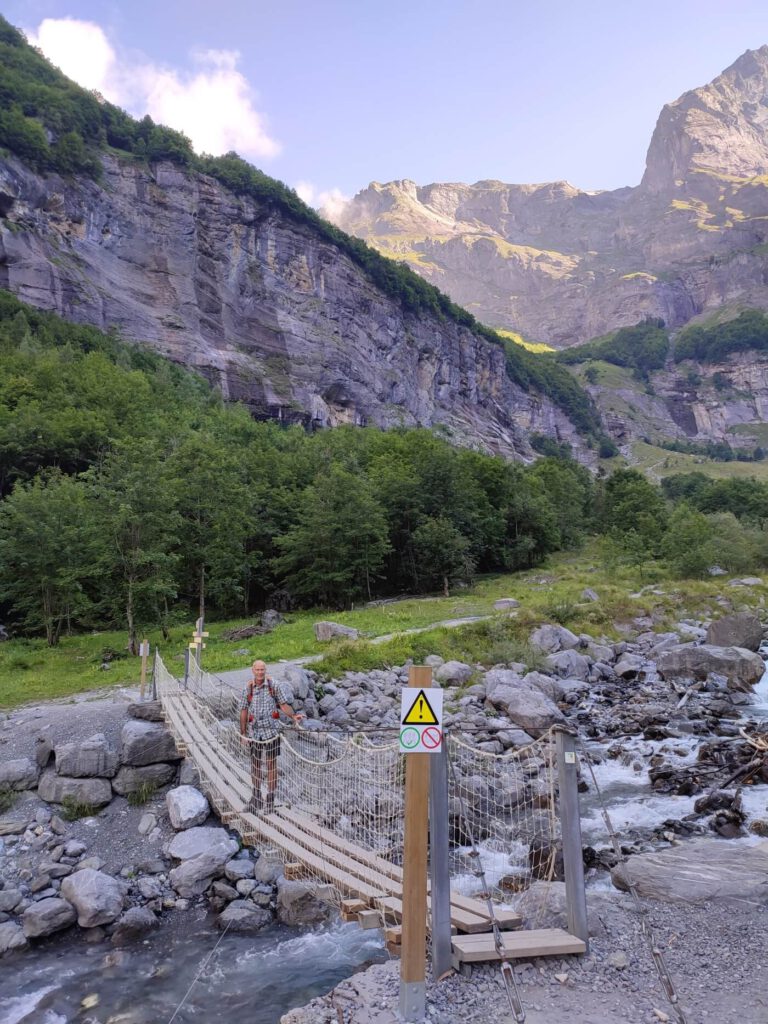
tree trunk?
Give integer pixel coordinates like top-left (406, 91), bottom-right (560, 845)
top-left (199, 564), bottom-right (205, 623)
top-left (443, 575), bottom-right (450, 598)
top-left (126, 580), bottom-right (137, 656)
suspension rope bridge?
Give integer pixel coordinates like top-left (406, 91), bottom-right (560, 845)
top-left (153, 650), bottom-right (586, 973)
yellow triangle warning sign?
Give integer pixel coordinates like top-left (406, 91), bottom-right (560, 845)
top-left (402, 689), bottom-right (439, 725)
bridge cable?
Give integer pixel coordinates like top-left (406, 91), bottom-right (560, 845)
top-left (579, 742), bottom-right (689, 1024)
top-left (446, 741), bottom-right (527, 1023)
top-left (166, 916), bottom-right (235, 1024)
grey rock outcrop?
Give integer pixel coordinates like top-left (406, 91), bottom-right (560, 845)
top-left (215, 900), bottom-right (272, 933)
top-left (530, 624), bottom-right (580, 654)
top-left (706, 612), bottom-right (763, 652)
top-left (166, 786), bottom-right (210, 830)
top-left (484, 670), bottom-right (565, 736)
top-left (120, 720), bottom-right (179, 766)
top-left (0, 922), bottom-right (27, 955)
top-left (314, 621), bottom-right (359, 642)
top-left (611, 839), bottom-right (768, 905)
top-left (55, 734), bottom-right (118, 778)
top-left (168, 827), bottom-right (239, 897)
top-left (276, 879), bottom-right (335, 928)
top-left (37, 772), bottom-right (112, 808)
top-left (434, 660), bottom-right (473, 685)
top-left (0, 758), bottom-right (39, 791)
top-left (21, 897), bottom-right (77, 938)
top-left (61, 869), bottom-right (125, 927)
top-left (657, 644), bottom-right (764, 691)
top-left (112, 763), bottom-right (176, 795)
top-left (127, 701), bottom-right (165, 722)
top-left (545, 650), bottom-right (591, 680)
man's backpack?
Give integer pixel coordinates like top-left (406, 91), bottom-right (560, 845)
top-left (246, 680), bottom-right (280, 720)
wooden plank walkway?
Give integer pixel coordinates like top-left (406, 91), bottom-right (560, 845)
top-left (158, 679), bottom-right (584, 965)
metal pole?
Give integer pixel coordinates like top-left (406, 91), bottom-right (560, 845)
top-left (555, 727), bottom-right (589, 951)
top-left (151, 649), bottom-right (158, 701)
top-left (399, 665), bottom-right (432, 1022)
top-left (429, 741), bottom-right (452, 980)
top-left (183, 648), bottom-right (190, 691)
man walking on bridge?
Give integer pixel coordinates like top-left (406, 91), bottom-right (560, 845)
top-left (239, 660), bottom-right (303, 813)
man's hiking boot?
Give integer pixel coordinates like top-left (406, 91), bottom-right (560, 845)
top-left (247, 793), bottom-right (263, 814)
top-left (265, 792), bottom-right (275, 813)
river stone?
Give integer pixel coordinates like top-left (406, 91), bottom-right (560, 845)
top-left (224, 858), bottom-right (255, 882)
top-left (281, 666), bottom-right (313, 700)
top-left (35, 736), bottom-right (54, 769)
top-left (127, 701), bottom-right (165, 722)
top-left (276, 879), bottom-right (335, 928)
top-left (137, 877), bottom-right (163, 900)
top-left (22, 897), bottom-right (76, 938)
top-left (166, 786), bottom-right (210, 830)
top-left (484, 671), bottom-right (565, 737)
top-left (545, 650), bottom-right (591, 680)
top-left (656, 644), bottom-right (764, 692)
top-left (611, 838), bottom-right (768, 905)
top-left (706, 612), bottom-right (763, 652)
top-left (168, 827), bottom-right (239, 897)
top-left (112, 763), bottom-right (176, 796)
top-left (435, 660), bottom-right (473, 684)
top-left (37, 771), bottom-right (112, 808)
top-left (0, 817), bottom-right (29, 835)
top-left (215, 900), bottom-right (272, 933)
top-left (0, 889), bottom-right (22, 913)
top-left (0, 757), bottom-right (39, 791)
top-left (120, 720), bottom-right (179, 766)
top-left (493, 598), bottom-right (520, 611)
top-left (512, 881), bottom-right (617, 938)
top-left (111, 906), bottom-right (159, 945)
top-left (61, 869), bottom-right (125, 927)
top-left (313, 621), bottom-right (359, 642)
top-left (530, 624), bottom-right (580, 654)
top-left (0, 922), bottom-right (27, 955)
top-left (55, 734), bottom-right (118, 778)
top-left (581, 588), bottom-right (599, 602)
top-left (614, 653), bottom-right (645, 678)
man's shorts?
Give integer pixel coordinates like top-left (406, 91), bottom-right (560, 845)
top-left (251, 736), bottom-right (281, 761)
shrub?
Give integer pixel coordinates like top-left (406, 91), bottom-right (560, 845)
top-left (61, 795), bottom-right (97, 820)
top-left (127, 781), bottom-right (158, 807)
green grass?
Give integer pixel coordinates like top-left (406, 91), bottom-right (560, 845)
top-left (127, 781), bottom-right (158, 807)
top-left (630, 441), bottom-right (768, 481)
top-left (61, 795), bottom-right (98, 821)
top-left (0, 787), bottom-right (17, 813)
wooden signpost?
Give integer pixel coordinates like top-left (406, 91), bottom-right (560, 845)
top-left (139, 639), bottom-right (150, 700)
top-left (188, 615), bottom-right (209, 667)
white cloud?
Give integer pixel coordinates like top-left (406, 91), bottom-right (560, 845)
top-left (26, 18), bottom-right (280, 161)
top-left (296, 181), bottom-right (350, 220)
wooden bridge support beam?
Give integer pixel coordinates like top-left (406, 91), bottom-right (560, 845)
top-left (555, 727), bottom-right (589, 952)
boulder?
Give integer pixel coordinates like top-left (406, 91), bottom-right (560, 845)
top-left (166, 786), bottom-right (210, 830)
top-left (168, 827), bottom-right (239, 897)
top-left (581, 588), bottom-right (599, 602)
top-left (434, 660), bottom-right (473, 685)
top-left (614, 654), bottom-right (645, 679)
top-left (0, 889), bottom-right (22, 913)
top-left (35, 736), bottom-right (54, 769)
top-left (484, 671), bottom-right (565, 737)
top-left (224, 858), bottom-right (255, 883)
top-left (22, 897), bottom-right (77, 938)
top-left (111, 906), bottom-right (159, 945)
top-left (215, 900), bottom-right (272, 933)
top-left (706, 612), bottom-right (763, 652)
top-left (0, 757), bottom-right (39, 791)
top-left (657, 644), bottom-right (764, 692)
top-left (512, 881), bottom-right (630, 938)
top-left (120, 720), bottom-right (179, 766)
top-left (493, 598), bottom-right (520, 611)
top-left (37, 772), bottom-right (112, 808)
top-left (127, 701), bottom-right (165, 722)
top-left (0, 922), bottom-right (27, 955)
top-left (529, 624), bottom-right (580, 654)
top-left (281, 666), bottom-right (313, 700)
top-left (545, 650), bottom-right (591, 680)
top-left (262, 609), bottom-right (285, 629)
top-left (55, 734), bottom-right (118, 778)
top-left (611, 839), bottom-right (768, 905)
top-left (112, 763), bottom-right (176, 796)
top-left (276, 879), bottom-right (335, 928)
top-left (313, 621), bottom-right (359, 642)
top-left (61, 869), bottom-right (125, 927)
top-left (728, 577), bottom-right (763, 587)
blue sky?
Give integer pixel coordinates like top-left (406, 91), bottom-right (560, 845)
top-left (6, 1), bottom-right (768, 205)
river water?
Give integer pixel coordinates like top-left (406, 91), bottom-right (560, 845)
top-left (3, 669), bottom-right (767, 1024)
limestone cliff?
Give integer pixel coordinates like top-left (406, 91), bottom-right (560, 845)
top-left (331, 48), bottom-right (768, 347)
top-left (0, 154), bottom-right (587, 462)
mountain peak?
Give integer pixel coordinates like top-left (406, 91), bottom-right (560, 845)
top-left (642, 45), bottom-right (768, 193)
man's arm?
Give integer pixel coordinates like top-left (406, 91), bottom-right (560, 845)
top-left (279, 702), bottom-right (304, 723)
top-left (239, 707), bottom-right (249, 737)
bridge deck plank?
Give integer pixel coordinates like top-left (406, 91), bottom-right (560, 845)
top-left (451, 928), bottom-right (586, 965)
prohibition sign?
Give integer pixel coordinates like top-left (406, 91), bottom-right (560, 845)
top-left (399, 726), bottom-right (421, 749)
top-left (422, 726), bottom-right (442, 750)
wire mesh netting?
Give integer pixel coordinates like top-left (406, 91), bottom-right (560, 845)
top-left (155, 652), bottom-right (562, 927)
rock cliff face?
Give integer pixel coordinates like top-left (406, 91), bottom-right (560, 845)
top-left (0, 154), bottom-right (585, 461)
top-left (331, 48), bottom-right (768, 347)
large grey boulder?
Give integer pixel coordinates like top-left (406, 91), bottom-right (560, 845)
top-left (22, 897), bottom-right (77, 938)
top-left (611, 839), bottom-right (768, 905)
top-left (435, 660), bottom-right (473, 685)
top-left (215, 900), bottom-right (272, 933)
top-left (0, 889), bottom-right (22, 913)
top-left (38, 771), bottom-right (112, 808)
top-left (484, 670), bottom-right (565, 737)
top-left (168, 827), bottom-right (239, 897)
top-left (120, 720), bottom-right (179, 766)
top-left (657, 643), bottom-right (764, 692)
top-left (545, 650), bottom-right (591, 680)
top-left (224, 858), bottom-right (255, 882)
top-left (530, 624), bottom-right (580, 654)
top-left (166, 786), bottom-right (210, 830)
top-left (276, 879), bottom-right (335, 928)
top-left (614, 653), bottom-right (645, 679)
top-left (706, 612), bottom-right (763, 652)
top-left (513, 881), bottom-right (629, 939)
top-left (55, 734), bottom-right (118, 778)
top-left (111, 906), bottom-right (159, 945)
top-left (313, 621), bottom-right (359, 642)
top-left (0, 922), bottom-right (27, 955)
top-left (281, 665), bottom-right (313, 700)
top-left (112, 763), bottom-right (176, 796)
top-left (494, 598), bottom-right (520, 611)
top-left (127, 701), bottom-right (165, 722)
top-left (61, 869), bottom-right (125, 927)
top-left (0, 757), bottom-right (39, 791)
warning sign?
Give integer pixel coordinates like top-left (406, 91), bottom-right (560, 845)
top-left (399, 687), bottom-right (443, 754)
top-left (402, 689), bottom-right (440, 726)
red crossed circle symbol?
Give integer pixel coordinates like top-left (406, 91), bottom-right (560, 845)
top-left (422, 726), bottom-right (442, 749)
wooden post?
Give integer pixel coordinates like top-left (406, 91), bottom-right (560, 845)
top-left (555, 727), bottom-right (589, 951)
top-left (399, 665), bottom-right (432, 1022)
top-left (429, 742), bottom-right (452, 981)
top-left (139, 639), bottom-right (149, 700)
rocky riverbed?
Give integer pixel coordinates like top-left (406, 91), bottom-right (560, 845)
top-left (1, 601), bottom-right (767, 1022)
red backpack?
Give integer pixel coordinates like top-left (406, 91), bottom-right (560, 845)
top-left (246, 680), bottom-right (280, 721)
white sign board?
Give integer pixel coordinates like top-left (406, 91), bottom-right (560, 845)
top-left (139, 641), bottom-right (150, 657)
top-left (399, 687), bottom-right (444, 754)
